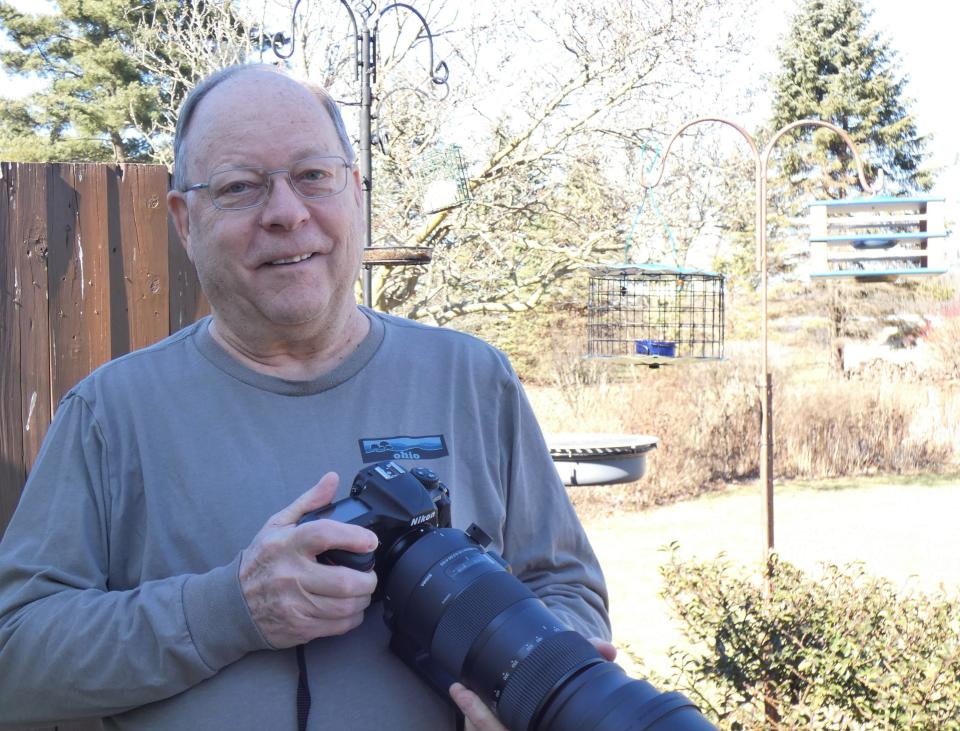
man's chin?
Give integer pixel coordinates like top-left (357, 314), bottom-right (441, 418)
top-left (257, 295), bottom-right (358, 332)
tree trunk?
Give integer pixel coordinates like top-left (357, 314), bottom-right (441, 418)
top-left (111, 133), bottom-right (125, 164)
top-left (829, 287), bottom-right (846, 376)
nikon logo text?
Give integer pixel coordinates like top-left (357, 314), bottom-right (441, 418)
top-left (410, 513), bottom-right (434, 526)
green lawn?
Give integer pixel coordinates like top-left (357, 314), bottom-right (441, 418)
top-left (582, 474), bottom-right (960, 679)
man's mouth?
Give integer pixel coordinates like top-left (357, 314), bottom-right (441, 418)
top-left (268, 253), bottom-right (315, 266)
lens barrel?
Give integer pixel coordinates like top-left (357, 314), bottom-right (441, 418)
top-left (382, 527), bottom-right (716, 731)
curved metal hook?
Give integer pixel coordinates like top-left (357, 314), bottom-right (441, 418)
top-left (377, 3), bottom-right (450, 89)
top-left (338, 0), bottom-right (361, 81)
top-left (763, 119), bottom-right (885, 195)
top-left (637, 117), bottom-right (761, 190)
top-left (271, 0), bottom-right (304, 60)
top-left (274, 1), bottom-right (363, 80)
top-left (352, 0), bottom-right (378, 19)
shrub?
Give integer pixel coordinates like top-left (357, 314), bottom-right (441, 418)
top-left (529, 358), bottom-right (763, 518)
top-left (526, 358), bottom-right (955, 518)
top-left (924, 300), bottom-right (960, 382)
top-left (773, 382), bottom-right (951, 478)
top-left (659, 547), bottom-right (960, 730)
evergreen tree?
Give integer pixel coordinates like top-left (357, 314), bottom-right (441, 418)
top-left (768, 0), bottom-right (935, 376)
top-left (713, 0), bottom-right (934, 287)
top-left (769, 0), bottom-right (932, 204)
top-left (0, 0), bottom-right (250, 163)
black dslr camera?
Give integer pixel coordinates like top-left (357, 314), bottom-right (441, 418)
top-left (298, 461), bottom-right (717, 731)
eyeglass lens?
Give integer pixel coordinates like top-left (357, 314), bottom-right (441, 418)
top-left (208, 157), bottom-right (348, 209)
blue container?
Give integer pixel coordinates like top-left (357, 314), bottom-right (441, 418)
top-left (635, 339), bottom-right (676, 357)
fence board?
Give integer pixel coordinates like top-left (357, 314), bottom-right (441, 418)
top-left (0, 164), bottom-right (25, 519)
top-left (18, 165), bottom-right (53, 495)
top-left (0, 164), bottom-right (52, 529)
top-left (1, 162), bottom-right (208, 532)
top-left (109, 165), bottom-right (170, 356)
top-left (46, 165), bottom-right (112, 409)
top-left (2, 162), bottom-right (203, 729)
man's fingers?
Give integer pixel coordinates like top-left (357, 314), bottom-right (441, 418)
top-left (295, 580), bottom-right (374, 616)
top-left (295, 518), bottom-right (378, 560)
top-left (270, 472), bottom-right (340, 526)
top-left (450, 684), bottom-right (507, 731)
top-left (297, 562), bottom-right (378, 599)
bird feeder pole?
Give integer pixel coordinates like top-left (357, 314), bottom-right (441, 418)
top-left (639, 118), bottom-right (883, 565)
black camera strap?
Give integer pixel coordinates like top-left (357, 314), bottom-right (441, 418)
top-left (296, 644), bottom-right (311, 731)
top-left (294, 639), bottom-right (465, 731)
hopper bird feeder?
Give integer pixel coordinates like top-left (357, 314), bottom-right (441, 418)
top-left (809, 196), bottom-right (950, 281)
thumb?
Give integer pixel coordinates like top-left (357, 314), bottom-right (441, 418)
top-left (590, 637), bottom-right (618, 662)
top-left (270, 472), bottom-right (340, 526)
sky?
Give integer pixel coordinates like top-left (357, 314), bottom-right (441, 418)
top-left (2, 0), bottom-right (958, 218)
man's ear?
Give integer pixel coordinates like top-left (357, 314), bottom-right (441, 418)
top-left (167, 190), bottom-right (193, 261)
top-left (351, 166), bottom-right (362, 207)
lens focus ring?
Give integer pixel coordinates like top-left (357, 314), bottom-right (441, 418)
top-left (498, 631), bottom-right (600, 731)
top-left (432, 570), bottom-right (534, 674)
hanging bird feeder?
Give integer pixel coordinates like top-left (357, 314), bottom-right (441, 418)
top-left (585, 150), bottom-right (725, 366)
top-left (586, 264), bottom-right (725, 364)
top-left (809, 196), bottom-right (950, 281)
top-left (413, 144), bottom-right (471, 214)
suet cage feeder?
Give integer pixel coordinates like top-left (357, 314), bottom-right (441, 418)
top-left (586, 264), bottom-right (725, 364)
top-left (413, 145), bottom-right (471, 214)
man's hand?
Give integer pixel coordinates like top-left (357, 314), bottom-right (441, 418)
top-left (239, 472), bottom-right (379, 648)
top-left (450, 638), bottom-right (617, 731)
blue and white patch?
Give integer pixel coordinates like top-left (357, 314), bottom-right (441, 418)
top-left (359, 435), bottom-right (448, 463)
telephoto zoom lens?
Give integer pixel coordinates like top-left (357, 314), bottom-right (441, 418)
top-left (381, 527), bottom-right (717, 731)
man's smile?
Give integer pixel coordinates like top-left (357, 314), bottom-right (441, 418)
top-left (267, 252), bottom-right (316, 266)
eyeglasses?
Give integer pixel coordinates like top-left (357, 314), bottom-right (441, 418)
top-left (181, 155), bottom-right (353, 210)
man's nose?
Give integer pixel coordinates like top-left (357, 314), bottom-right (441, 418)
top-left (259, 173), bottom-right (310, 228)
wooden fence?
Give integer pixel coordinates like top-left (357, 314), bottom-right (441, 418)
top-left (0, 162), bottom-right (209, 545)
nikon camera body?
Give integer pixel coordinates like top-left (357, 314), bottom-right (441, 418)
top-left (297, 461), bottom-right (716, 731)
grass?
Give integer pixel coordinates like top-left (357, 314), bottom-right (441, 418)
top-left (774, 470), bottom-right (960, 492)
top-left (580, 474), bottom-right (960, 680)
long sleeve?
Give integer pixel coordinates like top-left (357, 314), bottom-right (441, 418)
top-left (497, 374), bottom-right (612, 642)
top-left (0, 394), bottom-right (270, 727)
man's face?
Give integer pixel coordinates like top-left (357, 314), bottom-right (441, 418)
top-left (168, 72), bottom-right (363, 340)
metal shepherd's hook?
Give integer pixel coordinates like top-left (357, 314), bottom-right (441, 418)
top-left (635, 116), bottom-right (882, 562)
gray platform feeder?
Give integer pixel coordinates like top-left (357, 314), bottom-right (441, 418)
top-left (546, 433), bottom-right (659, 486)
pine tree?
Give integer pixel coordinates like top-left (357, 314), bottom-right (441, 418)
top-left (769, 0), bottom-right (932, 205)
top-left (713, 0), bottom-right (934, 286)
top-left (768, 0), bottom-right (935, 376)
top-left (0, 0), bottom-right (251, 163)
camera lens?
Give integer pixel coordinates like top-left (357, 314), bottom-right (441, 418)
top-left (382, 527), bottom-right (716, 731)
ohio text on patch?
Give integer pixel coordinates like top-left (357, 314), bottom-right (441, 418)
top-left (358, 435), bottom-right (449, 463)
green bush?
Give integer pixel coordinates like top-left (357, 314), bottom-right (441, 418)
top-left (658, 546), bottom-right (960, 730)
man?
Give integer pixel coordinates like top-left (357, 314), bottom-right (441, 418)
top-left (0, 65), bottom-right (611, 730)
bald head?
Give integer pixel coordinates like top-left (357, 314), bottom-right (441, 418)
top-left (172, 65), bottom-right (354, 191)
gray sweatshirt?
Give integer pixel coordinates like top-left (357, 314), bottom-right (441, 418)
top-left (0, 310), bottom-right (609, 730)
